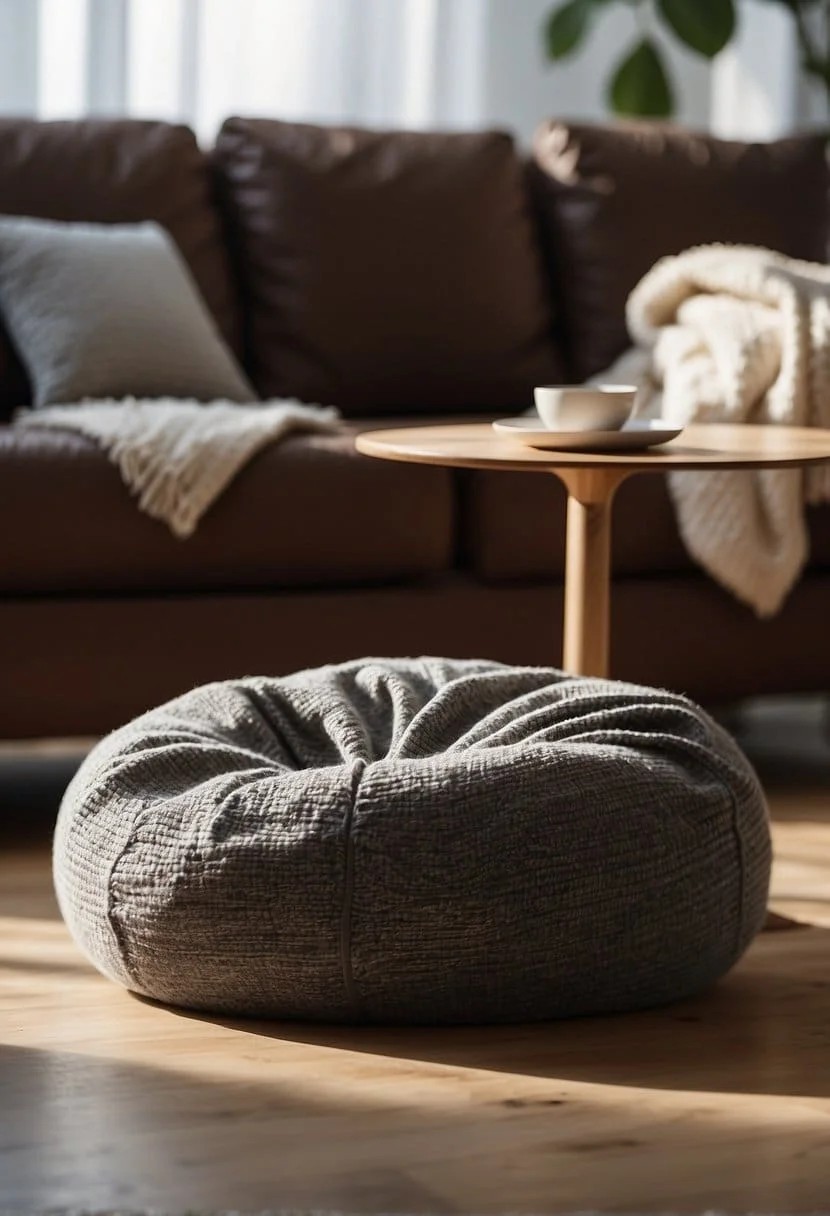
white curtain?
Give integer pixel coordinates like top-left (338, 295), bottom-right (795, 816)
top-left (0, 0), bottom-right (810, 144)
top-left (710, 0), bottom-right (829, 140)
top-left (711, 0), bottom-right (799, 139)
top-left (0, 0), bottom-right (487, 142)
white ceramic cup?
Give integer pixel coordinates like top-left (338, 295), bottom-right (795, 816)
top-left (533, 384), bottom-right (637, 432)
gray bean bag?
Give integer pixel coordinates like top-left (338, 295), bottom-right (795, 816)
top-left (54, 658), bottom-right (770, 1024)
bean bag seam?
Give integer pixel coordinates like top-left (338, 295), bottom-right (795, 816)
top-left (105, 801), bottom-right (151, 991)
top-left (693, 750), bottom-right (753, 957)
top-left (728, 776), bottom-right (747, 958)
top-left (340, 758), bottom-right (365, 1019)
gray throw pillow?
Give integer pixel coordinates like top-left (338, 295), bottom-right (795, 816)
top-left (0, 216), bottom-right (255, 406)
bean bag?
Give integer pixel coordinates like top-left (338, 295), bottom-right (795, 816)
top-left (54, 658), bottom-right (770, 1024)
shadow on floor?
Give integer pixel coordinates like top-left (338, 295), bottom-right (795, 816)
top-left (155, 914), bottom-right (830, 1102)
top-left (0, 1042), bottom-right (459, 1212)
top-left (2, 1016), bottom-right (830, 1214)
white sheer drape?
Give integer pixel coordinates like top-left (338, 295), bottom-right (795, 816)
top-left (711, 0), bottom-right (801, 139)
top-left (711, 0), bottom-right (830, 140)
top-left (0, 0), bottom-right (808, 143)
top-left (0, 0), bottom-right (486, 141)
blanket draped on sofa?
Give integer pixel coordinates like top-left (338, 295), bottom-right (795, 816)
top-left (15, 396), bottom-right (339, 537)
top-left (601, 245), bottom-right (830, 617)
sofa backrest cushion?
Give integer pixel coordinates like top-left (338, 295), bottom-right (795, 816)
top-left (530, 120), bottom-right (830, 380)
top-left (213, 118), bottom-right (564, 415)
top-left (0, 119), bottom-right (241, 417)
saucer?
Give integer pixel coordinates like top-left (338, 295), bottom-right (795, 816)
top-left (492, 417), bottom-right (684, 452)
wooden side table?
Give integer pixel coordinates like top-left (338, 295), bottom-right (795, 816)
top-left (356, 422), bottom-right (830, 678)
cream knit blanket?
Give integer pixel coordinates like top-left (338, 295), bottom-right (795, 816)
top-left (15, 396), bottom-right (340, 538)
top-left (600, 244), bottom-right (830, 617)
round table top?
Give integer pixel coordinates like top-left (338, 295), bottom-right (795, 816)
top-left (355, 422), bottom-right (830, 474)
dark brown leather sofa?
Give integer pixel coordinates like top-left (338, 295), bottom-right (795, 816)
top-left (2, 115), bottom-right (829, 739)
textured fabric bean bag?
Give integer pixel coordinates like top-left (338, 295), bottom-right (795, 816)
top-left (54, 658), bottom-right (771, 1024)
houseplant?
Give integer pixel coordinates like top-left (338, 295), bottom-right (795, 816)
top-left (544, 0), bottom-right (830, 118)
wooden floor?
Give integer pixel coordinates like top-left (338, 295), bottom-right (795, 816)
top-left (2, 704), bottom-right (829, 1213)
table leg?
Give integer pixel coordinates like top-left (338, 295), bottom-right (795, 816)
top-left (555, 469), bottom-right (630, 679)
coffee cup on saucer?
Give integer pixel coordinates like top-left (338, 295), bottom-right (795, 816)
top-left (534, 385), bottom-right (637, 432)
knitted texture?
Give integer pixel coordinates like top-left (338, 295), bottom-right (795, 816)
top-left (54, 658), bottom-right (771, 1025)
top-left (15, 396), bottom-right (339, 537)
top-left (600, 244), bottom-right (830, 617)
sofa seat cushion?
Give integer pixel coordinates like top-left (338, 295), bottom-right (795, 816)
top-left (213, 119), bottom-right (564, 415)
top-left (461, 467), bottom-right (830, 581)
top-left (530, 121), bottom-right (830, 380)
top-left (0, 118), bottom-right (242, 418)
top-left (54, 658), bottom-right (770, 1024)
top-left (0, 423), bottom-right (452, 594)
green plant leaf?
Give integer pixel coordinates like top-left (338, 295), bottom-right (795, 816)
top-left (657, 0), bottom-right (736, 58)
top-left (609, 37), bottom-right (674, 118)
top-left (544, 0), bottom-right (593, 60)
